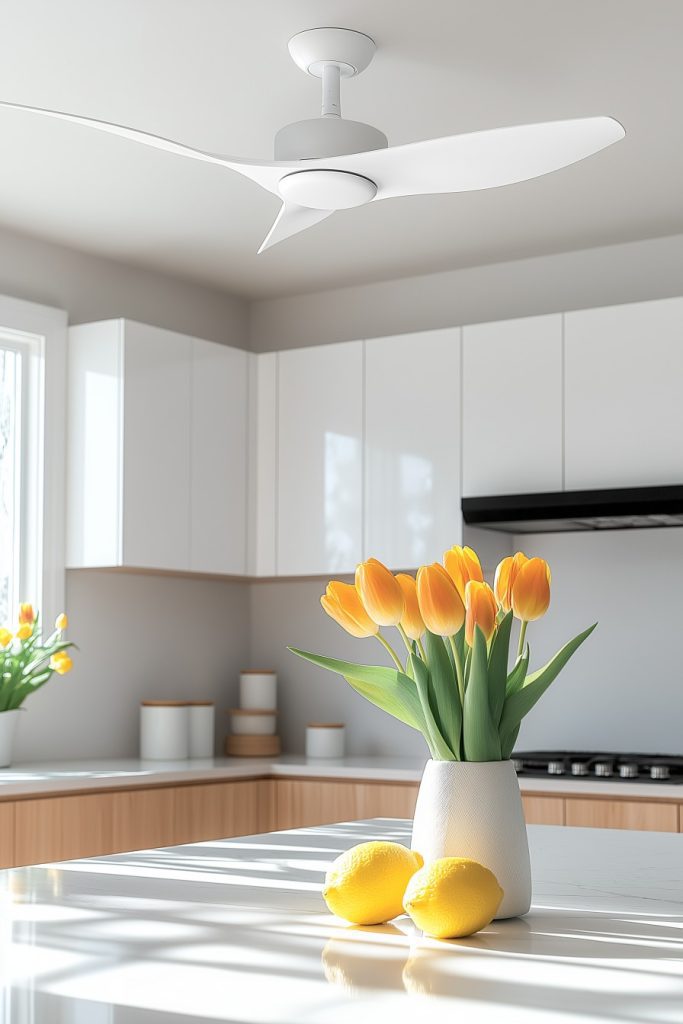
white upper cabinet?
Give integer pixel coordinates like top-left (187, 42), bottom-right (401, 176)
top-left (190, 340), bottom-right (248, 575)
top-left (247, 352), bottom-right (277, 577)
top-left (463, 315), bottom-right (563, 496)
top-left (277, 342), bottom-right (363, 576)
top-left (365, 329), bottom-right (462, 569)
top-left (67, 319), bottom-right (249, 575)
top-left (565, 298), bottom-right (683, 489)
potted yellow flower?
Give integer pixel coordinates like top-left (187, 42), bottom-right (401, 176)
top-left (0, 604), bottom-right (75, 766)
top-left (290, 547), bottom-right (595, 919)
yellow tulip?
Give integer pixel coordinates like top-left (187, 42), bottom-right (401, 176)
top-left (15, 623), bottom-right (32, 641)
top-left (18, 603), bottom-right (35, 625)
top-left (55, 613), bottom-right (68, 631)
top-left (50, 651), bottom-right (73, 675)
top-left (355, 558), bottom-right (404, 627)
top-left (321, 581), bottom-right (379, 639)
top-left (443, 545), bottom-right (484, 603)
top-left (416, 564), bottom-right (465, 637)
top-left (395, 574), bottom-right (425, 641)
top-left (511, 557), bottom-right (551, 622)
top-left (493, 552), bottom-right (529, 612)
top-left (0, 628), bottom-right (12, 648)
top-left (465, 580), bottom-right (498, 646)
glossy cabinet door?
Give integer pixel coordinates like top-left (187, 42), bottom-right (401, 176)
top-left (463, 315), bottom-right (563, 496)
top-left (122, 322), bottom-right (192, 570)
top-left (247, 353), bottom-right (277, 576)
top-left (565, 297), bottom-right (683, 489)
top-left (191, 340), bottom-right (248, 574)
top-left (365, 329), bottom-right (462, 568)
top-left (277, 342), bottom-right (363, 576)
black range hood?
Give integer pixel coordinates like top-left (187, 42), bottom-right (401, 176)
top-left (462, 485), bottom-right (683, 534)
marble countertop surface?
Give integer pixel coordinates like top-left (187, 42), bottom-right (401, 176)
top-left (2, 819), bottom-right (682, 1022)
top-left (0, 755), bottom-right (681, 800)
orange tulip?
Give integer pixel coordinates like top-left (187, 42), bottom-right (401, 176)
top-left (55, 613), bottom-right (68, 631)
top-left (355, 558), bottom-right (404, 627)
top-left (465, 581), bottom-right (498, 646)
top-left (511, 557), bottom-right (551, 621)
top-left (0, 628), bottom-right (12, 648)
top-left (18, 603), bottom-right (35, 625)
top-left (493, 552), bottom-right (529, 612)
top-left (15, 624), bottom-right (32, 641)
top-left (395, 574), bottom-right (425, 641)
top-left (416, 564), bottom-right (465, 636)
top-left (321, 581), bottom-right (379, 639)
top-left (443, 545), bottom-right (484, 603)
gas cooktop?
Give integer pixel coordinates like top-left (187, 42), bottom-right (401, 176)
top-left (512, 750), bottom-right (683, 783)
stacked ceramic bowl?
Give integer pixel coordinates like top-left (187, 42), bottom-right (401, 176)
top-left (226, 671), bottom-right (281, 756)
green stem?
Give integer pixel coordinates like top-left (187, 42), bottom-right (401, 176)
top-left (417, 638), bottom-right (428, 663)
top-left (517, 620), bottom-right (528, 659)
top-left (397, 623), bottom-right (413, 656)
top-left (376, 632), bottom-right (404, 672)
top-left (448, 634), bottom-right (465, 707)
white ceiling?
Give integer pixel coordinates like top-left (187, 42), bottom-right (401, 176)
top-left (0, 0), bottom-right (681, 299)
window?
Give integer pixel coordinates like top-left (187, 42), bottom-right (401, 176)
top-left (0, 297), bottom-right (67, 627)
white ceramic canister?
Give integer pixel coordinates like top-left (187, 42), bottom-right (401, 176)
top-left (187, 701), bottom-right (215, 758)
top-left (239, 670), bottom-right (277, 710)
top-left (306, 723), bottom-right (345, 758)
top-left (230, 708), bottom-right (278, 735)
top-left (140, 701), bottom-right (189, 760)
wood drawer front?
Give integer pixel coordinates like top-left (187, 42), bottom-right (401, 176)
top-left (0, 803), bottom-right (14, 868)
top-left (15, 793), bottom-right (117, 866)
top-left (565, 798), bottom-right (679, 833)
top-left (174, 780), bottom-right (267, 845)
top-left (355, 783), bottom-right (419, 821)
top-left (112, 787), bottom-right (176, 853)
top-left (275, 780), bottom-right (358, 830)
top-left (522, 795), bottom-right (565, 826)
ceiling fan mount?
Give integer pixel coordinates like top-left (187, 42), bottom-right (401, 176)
top-left (0, 24), bottom-right (625, 254)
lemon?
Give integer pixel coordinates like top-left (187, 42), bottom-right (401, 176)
top-left (403, 857), bottom-right (503, 939)
top-left (323, 841), bottom-right (423, 925)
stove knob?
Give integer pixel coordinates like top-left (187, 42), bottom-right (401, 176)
top-left (594, 762), bottom-right (613, 777)
top-left (511, 759), bottom-right (524, 773)
top-left (619, 763), bottom-right (639, 779)
top-left (650, 765), bottom-right (670, 780)
top-left (547, 761), bottom-right (565, 775)
top-left (571, 762), bottom-right (589, 776)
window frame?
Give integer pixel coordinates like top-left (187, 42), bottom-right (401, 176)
top-left (0, 295), bottom-right (67, 627)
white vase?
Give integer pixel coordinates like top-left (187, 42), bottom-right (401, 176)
top-left (0, 710), bottom-right (21, 768)
top-left (411, 759), bottom-right (532, 919)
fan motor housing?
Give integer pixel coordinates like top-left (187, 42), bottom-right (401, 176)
top-left (274, 117), bottom-right (388, 161)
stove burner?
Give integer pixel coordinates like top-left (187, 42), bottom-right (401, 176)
top-left (511, 751), bottom-right (683, 784)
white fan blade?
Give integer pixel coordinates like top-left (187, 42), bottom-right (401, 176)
top-left (0, 100), bottom-right (290, 194)
top-left (327, 116), bottom-right (625, 198)
top-left (258, 203), bottom-right (333, 253)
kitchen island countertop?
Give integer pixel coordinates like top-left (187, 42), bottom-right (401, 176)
top-left (0, 754), bottom-right (681, 800)
top-left (3, 819), bottom-right (682, 1022)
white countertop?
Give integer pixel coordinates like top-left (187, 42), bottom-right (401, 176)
top-left (2, 820), bottom-right (682, 1022)
top-left (0, 755), bottom-right (681, 800)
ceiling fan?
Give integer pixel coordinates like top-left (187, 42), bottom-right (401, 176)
top-left (0, 27), bottom-right (625, 254)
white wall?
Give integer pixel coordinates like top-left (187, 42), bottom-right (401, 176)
top-left (0, 223), bottom-right (248, 347)
top-left (249, 233), bottom-right (683, 351)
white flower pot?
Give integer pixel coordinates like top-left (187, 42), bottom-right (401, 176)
top-left (411, 759), bottom-right (532, 919)
top-left (0, 710), bottom-right (21, 768)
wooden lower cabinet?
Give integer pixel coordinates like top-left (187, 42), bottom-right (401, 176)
top-left (15, 792), bottom-right (117, 866)
top-left (174, 780), bottom-right (271, 844)
top-left (113, 787), bottom-right (177, 852)
top-left (522, 795), bottom-right (565, 826)
top-left (273, 779), bottom-right (418, 830)
top-left (0, 802), bottom-right (15, 869)
top-left (565, 797), bottom-right (679, 832)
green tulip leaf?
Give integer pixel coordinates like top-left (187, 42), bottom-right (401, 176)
top-left (498, 623), bottom-right (597, 754)
top-left (423, 630), bottom-right (461, 757)
top-left (409, 653), bottom-right (457, 760)
top-left (488, 610), bottom-right (513, 726)
top-left (506, 646), bottom-right (530, 698)
top-left (463, 626), bottom-right (501, 761)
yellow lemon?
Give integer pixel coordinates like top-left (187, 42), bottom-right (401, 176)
top-left (403, 857), bottom-right (503, 939)
top-left (323, 841), bottom-right (423, 925)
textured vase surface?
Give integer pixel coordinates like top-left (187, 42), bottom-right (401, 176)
top-left (411, 758), bottom-right (532, 919)
top-left (0, 709), bottom-right (20, 768)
